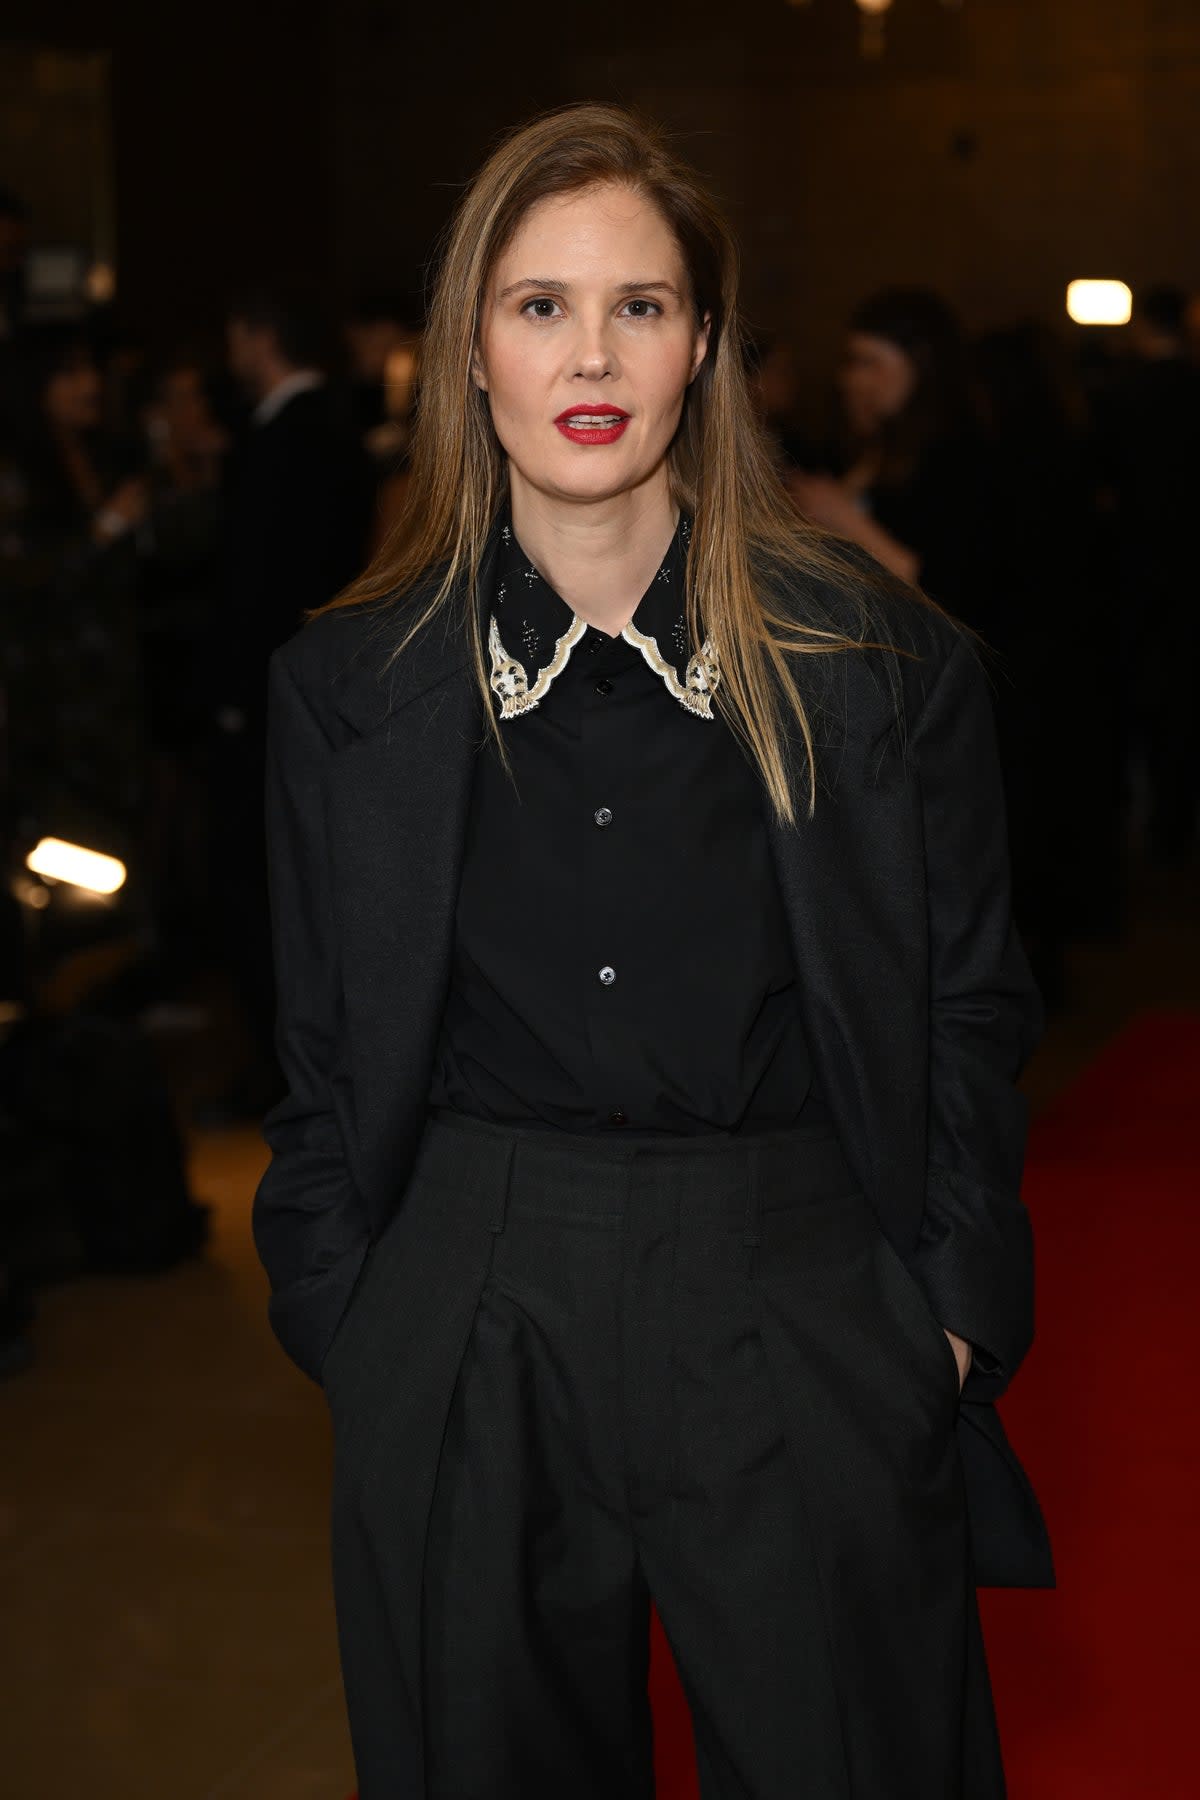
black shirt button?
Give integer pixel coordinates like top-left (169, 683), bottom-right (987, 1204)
top-left (598, 965), bottom-right (616, 985)
top-left (608, 1108), bottom-right (628, 1126)
top-left (594, 677), bottom-right (613, 696)
top-left (594, 807), bottom-right (613, 828)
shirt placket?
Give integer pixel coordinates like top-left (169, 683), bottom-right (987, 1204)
top-left (576, 634), bottom-right (642, 1129)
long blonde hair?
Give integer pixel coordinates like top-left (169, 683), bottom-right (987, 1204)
top-left (312, 101), bottom-right (906, 823)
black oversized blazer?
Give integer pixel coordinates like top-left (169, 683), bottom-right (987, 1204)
top-left (252, 529), bottom-right (1055, 1589)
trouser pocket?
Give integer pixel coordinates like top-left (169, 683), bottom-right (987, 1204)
top-left (872, 1224), bottom-right (964, 1409)
top-left (750, 1183), bottom-right (962, 1432)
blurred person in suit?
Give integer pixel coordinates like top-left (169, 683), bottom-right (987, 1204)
top-left (789, 288), bottom-right (987, 616)
top-left (971, 321), bottom-right (1119, 998)
top-left (1095, 284), bottom-right (1200, 865)
top-left (201, 292), bottom-right (373, 1120)
top-left (221, 290), bottom-right (373, 722)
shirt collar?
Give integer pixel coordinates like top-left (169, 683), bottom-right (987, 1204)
top-left (486, 507), bottom-right (719, 722)
top-left (252, 368), bottom-right (325, 427)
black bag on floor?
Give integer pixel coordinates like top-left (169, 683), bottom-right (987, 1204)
top-left (0, 1011), bottom-right (209, 1277)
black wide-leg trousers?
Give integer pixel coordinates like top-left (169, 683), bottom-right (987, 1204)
top-left (321, 1110), bottom-right (1007, 1799)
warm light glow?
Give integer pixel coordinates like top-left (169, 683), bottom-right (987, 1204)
top-left (383, 344), bottom-right (417, 419)
top-left (84, 261), bottom-right (117, 305)
top-left (26, 837), bottom-right (127, 895)
top-left (1066, 280), bottom-right (1132, 326)
top-left (787, 0), bottom-right (961, 58)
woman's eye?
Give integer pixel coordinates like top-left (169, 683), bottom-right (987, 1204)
top-left (523, 297), bottom-right (561, 319)
top-left (622, 299), bottom-right (661, 319)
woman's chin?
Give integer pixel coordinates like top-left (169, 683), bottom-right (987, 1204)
top-left (511, 455), bottom-right (666, 509)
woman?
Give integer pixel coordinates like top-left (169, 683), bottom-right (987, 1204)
top-left (2, 326), bottom-right (149, 848)
top-left (6, 323), bottom-right (149, 557)
top-left (253, 104), bottom-right (1053, 1800)
top-left (790, 287), bottom-right (987, 614)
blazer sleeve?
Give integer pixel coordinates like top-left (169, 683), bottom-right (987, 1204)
top-left (251, 646), bottom-right (372, 1384)
top-left (902, 629), bottom-right (1045, 1403)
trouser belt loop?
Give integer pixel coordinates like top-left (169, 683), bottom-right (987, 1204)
top-left (742, 1141), bottom-right (763, 1248)
top-left (488, 1134), bottom-right (515, 1233)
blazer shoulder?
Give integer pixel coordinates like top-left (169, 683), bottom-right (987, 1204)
top-left (270, 571), bottom-right (468, 742)
top-left (770, 534), bottom-right (972, 735)
top-left (792, 535), bottom-right (963, 658)
top-left (273, 597), bottom-right (394, 688)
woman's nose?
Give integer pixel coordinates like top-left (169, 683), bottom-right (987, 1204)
top-left (571, 320), bottom-right (618, 382)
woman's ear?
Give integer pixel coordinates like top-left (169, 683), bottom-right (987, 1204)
top-left (471, 345), bottom-right (489, 393)
top-left (690, 311), bottom-right (713, 384)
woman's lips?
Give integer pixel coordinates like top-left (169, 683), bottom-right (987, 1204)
top-left (554, 408), bottom-right (630, 445)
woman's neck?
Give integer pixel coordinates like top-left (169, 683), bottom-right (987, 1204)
top-left (508, 469), bottom-right (678, 639)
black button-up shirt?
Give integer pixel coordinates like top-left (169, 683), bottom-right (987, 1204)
top-left (427, 508), bottom-right (828, 1135)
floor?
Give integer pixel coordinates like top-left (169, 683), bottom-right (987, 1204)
top-left (2, 861), bottom-right (1197, 1799)
top-left (0, 1120), bottom-right (349, 1799)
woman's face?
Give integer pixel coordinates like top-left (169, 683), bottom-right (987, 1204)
top-left (474, 182), bottom-right (709, 509)
top-left (43, 355), bottom-right (103, 432)
top-left (838, 331), bottom-right (917, 435)
top-left (151, 367), bottom-right (226, 460)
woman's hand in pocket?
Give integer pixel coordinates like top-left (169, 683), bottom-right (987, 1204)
top-left (944, 1328), bottom-right (972, 1392)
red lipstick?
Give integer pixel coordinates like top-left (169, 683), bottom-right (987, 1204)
top-left (554, 405), bottom-right (631, 445)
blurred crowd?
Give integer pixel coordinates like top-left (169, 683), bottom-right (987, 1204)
top-left (1, 161), bottom-right (1199, 1367)
top-left (755, 281), bottom-right (1200, 983)
top-left (0, 182), bottom-right (425, 1361)
top-left (0, 218), bottom-right (420, 1088)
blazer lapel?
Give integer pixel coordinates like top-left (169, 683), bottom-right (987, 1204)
top-left (765, 684), bottom-right (927, 1253)
top-left (323, 547), bottom-right (495, 1231)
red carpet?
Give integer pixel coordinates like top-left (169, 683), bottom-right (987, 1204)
top-left (973, 1010), bottom-right (1200, 1798)
top-left (350, 1011), bottom-right (1200, 1798)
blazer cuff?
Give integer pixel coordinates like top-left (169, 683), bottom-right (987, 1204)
top-left (900, 1165), bottom-right (1034, 1402)
top-left (266, 1237), bottom-right (371, 1385)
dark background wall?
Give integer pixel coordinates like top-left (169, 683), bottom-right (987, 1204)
top-left (5, 0), bottom-right (1200, 374)
top-left (3, 0), bottom-right (335, 339)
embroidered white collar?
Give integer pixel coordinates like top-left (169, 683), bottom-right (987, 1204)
top-left (486, 515), bottom-right (720, 722)
top-left (487, 613), bottom-right (720, 721)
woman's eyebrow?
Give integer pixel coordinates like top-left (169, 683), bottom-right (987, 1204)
top-left (496, 276), bottom-right (682, 301)
top-left (614, 280), bottom-right (682, 300)
top-left (497, 277), bottom-right (568, 299)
